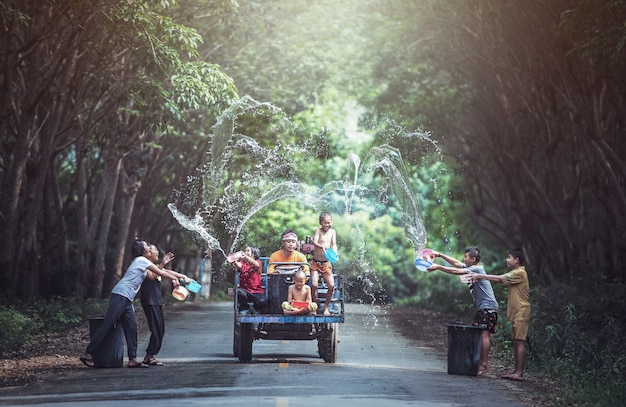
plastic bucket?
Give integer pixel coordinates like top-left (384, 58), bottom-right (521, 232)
top-left (226, 251), bottom-right (243, 263)
top-left (414, 258), bottom-right (433, 272)
top-left (417, 248), bottom-right (435, 262)
top-left (292, 301), bottom-right (309, 309)
top-left (172, 285), bottom-right (189, 301)
top-left (324, 248), bottom-right (339, 264)
top-left (186, 280), bottom-right (201, 293)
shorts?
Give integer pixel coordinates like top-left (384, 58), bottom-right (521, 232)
top-left (473, 309), bottom-right (498, 334)
top-left (310, 259), bottom-right (332, 275)
top-left (511, 320), bottom-right (529, 341)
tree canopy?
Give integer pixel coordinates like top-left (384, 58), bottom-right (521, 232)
top-left (1, 0), bottom-right (624, 302)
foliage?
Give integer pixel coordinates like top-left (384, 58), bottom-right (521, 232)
top-left (1, 1), bottom-right (625, 403)
top-left (363, 0), bottom-right (626, 287)
top-left (0, 307), bottom-right (41, 355)
top-left (25, 297), bottom-right (91, 332)
top-left (191, 0), bottom-right (380, 115)
top-left (0, 0), bottom-right (238, 299)
top-left (526, 285), bottom-right (626, 406)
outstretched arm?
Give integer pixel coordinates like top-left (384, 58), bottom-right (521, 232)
top-left (432, 251), bottom-right (464, 268)
top-left (428, 263), bottom-right (466, 276)
top-left (146, 252), bottom-right (176, 281)
top-left (469, 273), bottom-right (503, 283)
top-left (147, 263), bottom-right (190, 283)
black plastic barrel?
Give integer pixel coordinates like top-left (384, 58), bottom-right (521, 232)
top-left (267, 272), bottom-right (295, 314)
top-left (446, 324), bottom-right (482, 376)
top-left (88, 317), bottom-right (124, 368)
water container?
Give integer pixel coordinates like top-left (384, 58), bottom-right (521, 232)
top-left (414, 258), bottom-right (433, 271)
top-left (88, 317), bottom-right (124, 368)
top-left (324, 248), bottom-right (339, 264)
top-left (186, 280), bottom-right (201, 293)
top-left (446, 324), bottom-right (482, 376)
top-left (172, 285), bottom-right (189, 301)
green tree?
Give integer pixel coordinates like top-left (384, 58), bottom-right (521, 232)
top-left (0, 0), bottom-right (237, 299)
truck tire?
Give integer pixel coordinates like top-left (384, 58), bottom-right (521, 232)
top-left (238, 323), bottom-right (253, 362)
top-left (317, 325), bottom-right (328, 359)
top-left (233, 320), bottom-right (240, 357)
top-left (323, 323), bottom-right (338, 363)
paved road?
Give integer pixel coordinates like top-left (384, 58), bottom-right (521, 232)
top-left (0, 302), bottom-right (526, 406)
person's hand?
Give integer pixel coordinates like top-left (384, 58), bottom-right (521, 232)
top-left (468, 272), bottom-right (479, 283)
top-left (172, 279), bottom-right (180, 288)
top-left (162, 252), bottom-right (174, 266)
top-left (426, 264), bottom-right (439, 272)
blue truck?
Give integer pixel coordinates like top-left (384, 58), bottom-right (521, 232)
top-left (232, 257), bottom-right (344, 363)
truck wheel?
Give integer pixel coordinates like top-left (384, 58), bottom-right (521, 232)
top-left (233, 320), bottom-right (240, 357)
top-left (323, 323), bottom-right (338, 363)
top-left (238, 323), bottom-right (253, 362)
top-left (317, 324), bottom-right (329, 359)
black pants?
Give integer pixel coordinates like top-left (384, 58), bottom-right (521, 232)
top-left (142, 304), bottom-right (165, 356)
top-left (237, 288), bottom-right (266, 311)
top-left (86, 294), bottom-right (138, 360)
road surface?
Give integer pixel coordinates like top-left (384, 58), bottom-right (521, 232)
top-left (0, 302), bottom-right (526, 406)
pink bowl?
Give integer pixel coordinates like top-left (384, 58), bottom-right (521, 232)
top-left (417, 248), bottom-right (435, 262)
top-left (226, 251), bottom-right (243, 263)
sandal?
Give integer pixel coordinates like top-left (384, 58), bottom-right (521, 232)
top-left (145, 358), bottom-right (164, 366)
top-left (79, 356), bottom-right (94, 368)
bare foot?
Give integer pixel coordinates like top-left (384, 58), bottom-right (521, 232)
top-left (128, 359), bottom-right (149, 368)
top-left (477, 367), bottom-right (489, 376)
top-left (323, 307), bottom-right (331, 316)
top-left (501, 373), bottom-right (524, 381)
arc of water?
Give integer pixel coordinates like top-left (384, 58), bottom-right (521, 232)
top-left (167, 203), bottom-right (225, 256)
top-left (364, 144), bottom-right (428, 254)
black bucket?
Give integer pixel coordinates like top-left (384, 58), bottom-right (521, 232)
top-left (267, 272), bottom-right (296, 314)
top-left (88, 317), bottom-right (124, 368)
top-left (446, 324), bottom-right (482, 376)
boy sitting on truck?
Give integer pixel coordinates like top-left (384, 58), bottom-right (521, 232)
top-left (282, 269), bottom-right (318, 315)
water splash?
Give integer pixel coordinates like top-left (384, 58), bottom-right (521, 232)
top-left (363, 144), bottom-right (427, 255)
top-left (169, 97), bottom-right (441, 308)
top-left (168, 203), bottom-right (225, 257)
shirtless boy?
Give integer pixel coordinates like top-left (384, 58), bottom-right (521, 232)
top-left (281, 269), bottom-right (318, 315)
top-left (311, 212), bottom-right (337, 315)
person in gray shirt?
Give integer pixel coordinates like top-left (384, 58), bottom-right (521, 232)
top-left (428, 247), bottom-right (498, 376)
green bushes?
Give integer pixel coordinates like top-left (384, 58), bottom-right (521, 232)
top-left (526, 285), bottom-right (626, 407)
top-left (0, 306), bottom-right (41, 355)
top-left (0, 297), bottom-right (109, 356)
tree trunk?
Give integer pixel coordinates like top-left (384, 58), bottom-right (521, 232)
top-left (105, 166), bottom-right (141, 294)
top-left (89, 152), bottom-right (122, 298)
